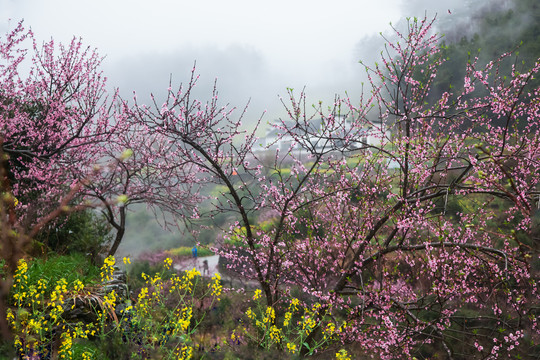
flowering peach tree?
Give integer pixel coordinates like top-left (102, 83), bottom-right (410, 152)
top-left (0, 22), bottom-right (118, 227)
top-left (129, 17), bottom-right (540, 358)
top-left (0, 22), bottom-right (203, 256)
top-left (271, 17), bottom-right (540, 358)
top-left (77, 115), bottom-right (203, 256)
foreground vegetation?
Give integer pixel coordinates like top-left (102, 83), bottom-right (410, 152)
top-left (2, 253), bottom-right (358, 359)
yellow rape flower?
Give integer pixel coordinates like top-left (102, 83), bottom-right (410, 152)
top-left (177, 345), bottom-right (193, 360)
top-left (268, 325), bottom-right (281, 342)
top-left (6, 309), bottom-right (15, 326)
top-left (323, 322), bottom-right (337, 340)
top-left (104, 290), bottom-right (117, 309)
top-left (283, 311), bottom-right (292, 327)
top-left (180, 306), bottom-right (192, 331)
top-left (58, 332), bottom-right (73, 359)
top-left (138, 287), bottom-right (148, 300)
top-left (289, 298), bottom-right (300, 312)
top-left (209, 273), bottom-right (222, 298)
top-left (336, 349), bottom-right (351, 360)
top-left (100, 256), bottom-right (116, 282)
top-left (302, 316), bottom-right (316, 331)
top-left (287, 342), bottom-right (297, 354)
top-left (186, 268), bottom-right (201, 279)
top-left (263, 306), bottom-right (275, 324)
top-left (73, 280), bottom-right (84, 292)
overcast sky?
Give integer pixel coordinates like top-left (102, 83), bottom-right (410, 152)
top-left (0, 0), bottom-right (485, 127)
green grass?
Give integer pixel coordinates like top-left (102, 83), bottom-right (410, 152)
top-left (25, 253), bottom-right (101, 294)
top-left (270, 167), bottom-right (292, 177)
top-left (166, 246), bottom-right (214, 258)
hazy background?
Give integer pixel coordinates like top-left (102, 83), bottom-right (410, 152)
top-left (0, 0), bottom-right (514, 256)
top-left (0, 0), bottom-right (493, 127)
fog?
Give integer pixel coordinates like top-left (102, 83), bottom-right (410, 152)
top-left (1, 0), bottom-right (511, 125)
top-left (0, 0), bottom-right (517, 255)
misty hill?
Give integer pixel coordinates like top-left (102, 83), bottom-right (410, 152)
top-left (432, 0), bottom-right (540, 99)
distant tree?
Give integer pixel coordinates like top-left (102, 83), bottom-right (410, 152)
top-left (433, 0), bottom-right (540, 104)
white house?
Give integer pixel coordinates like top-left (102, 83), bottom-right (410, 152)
top-left (263, 116), bottom-right (389, 152)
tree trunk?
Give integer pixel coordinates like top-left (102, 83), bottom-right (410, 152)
top-left (108, 226), bottom-right (125, 257)
top-left (107, 206), bottom-right (126, 257)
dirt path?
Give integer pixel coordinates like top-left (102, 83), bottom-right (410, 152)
top-left (173, 255), bottom-right (259, 289)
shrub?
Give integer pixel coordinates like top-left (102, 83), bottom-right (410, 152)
top-left (35, 210), bottom-right (113, 263)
